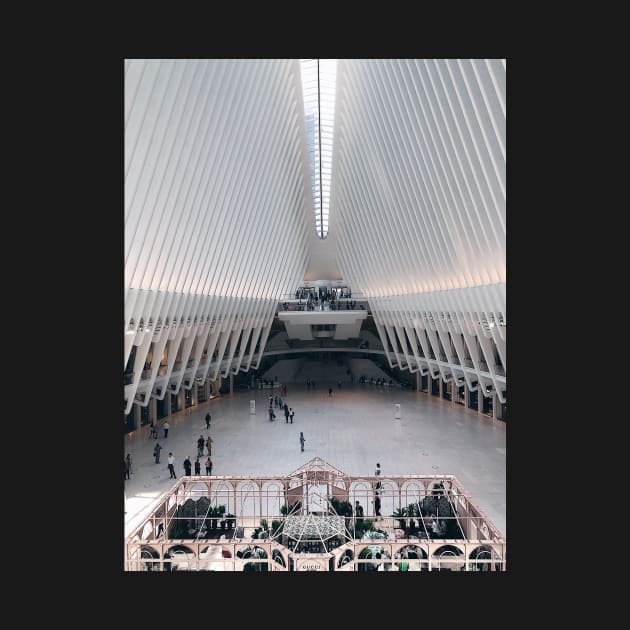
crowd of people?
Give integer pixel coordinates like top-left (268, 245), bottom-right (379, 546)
top-left (125, 410), bottom-right (216, 483)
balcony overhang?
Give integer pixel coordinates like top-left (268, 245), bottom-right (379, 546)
top-left (278, 309), bottom-right (367, 341)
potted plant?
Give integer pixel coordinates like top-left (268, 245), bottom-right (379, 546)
top-left (280, 500), bottom-right (301, 515)
top-left (339, 501), bottom-right (353, 516)
top-left (421, 496), bottom-right (438, 517)
top-left (392, 507), bottom-right (408, 531)
top-left (271, 519), bottom-right (283, 536)
top-left (224, 513), bottom-right (235, 530)
top-left (407, 502), bottom-right (419, 533)
top-left (355, 518), bottom-right (375, 539)
top-left (209, 506), bottom-right (220, 530)
top-left (329, 497), bottom-right (340, 514)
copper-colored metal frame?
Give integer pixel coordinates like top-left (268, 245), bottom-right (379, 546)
top-left (125, 458), bottom-right (505, 571)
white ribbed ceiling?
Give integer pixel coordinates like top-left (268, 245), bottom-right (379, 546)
top-left (124, 59), bottom-right (506, 413)
top-left (329, 59), bottom-right (506, 400)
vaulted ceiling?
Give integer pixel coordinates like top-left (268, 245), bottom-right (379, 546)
top-left (124, 59), bottom-right (505, 414)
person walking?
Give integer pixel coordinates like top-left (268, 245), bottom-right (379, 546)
top-left (163, 421), bottom-right (170, 439)
top-left (124, 458), bottom-right (130, 480)
top-left (299, 432), bottom-right (305, 452)
top-left (197, 435), bottom-right (205, 458)
top-left (194, 457), bottom-right (201, 476)
top-left (126, 453), bottom-right (132, 475)
top-left (374, 492), bottom-right (381, 517)
top-left (284, 404), bottom-right (290, 423)
top-left (206, 435), bottom-right (213, 455)
top-left (289, 408), bottom-right (294, 423)
top-left (167, 453), bottom-right (176, 479)
top-left (183, 456), bottom-right (192, 476)
top-left (205, 456), bottom-right (212, 475)
top-left (154, 442), bottom-right (162, 464)
top-left (205, 412), bottom-right (211, 430)
top-left (355, 501), bottom-right (364, 525)
top-left (149, 419), bottom-right (157, 439)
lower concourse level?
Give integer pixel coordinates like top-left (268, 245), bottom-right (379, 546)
top-left (124, 377), bottom-right (506, 554)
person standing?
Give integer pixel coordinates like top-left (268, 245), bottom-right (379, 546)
top-left (299, 432), bottom-right (305, 452)
top-left (149, 419), bottom-right (157, 438)
top-left (284, 404), bottom-right (290, 423)
top-left (167, 453), bottom-right (176, 479)
top-left (205, 412), bottom-right (211, 430)
top-left (355, 501), bottom-right (364, 525)
top-left (154, 442), bottom-right (162, 464)
top-left (374, 492), bottom-right (381, 517)
top-left (163, 421), bottom-right (170, 438)
top-left (289, 408), bottom-right (294, 424)
top-left (205, 456), bottom-right (212, 475)
top-left (183, 456), bottom-right (192, 476)
top-left (124, 458), bottom-right (130, 480)
top-left (375, 462), bottom-right (382, 490)
top-left (328, 387), bottom-right (333, 397)
top-left (126, 453), bottom-right (132, 475)
top-left (197, 435), bottom-right (205, 457)
top-left (206, 435), bottom-right (213, 455)
top-left (194, 457), bottom-right (201, 476)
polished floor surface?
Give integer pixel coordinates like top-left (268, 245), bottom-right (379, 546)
top-left (124, 383), bottom-right (506, 538)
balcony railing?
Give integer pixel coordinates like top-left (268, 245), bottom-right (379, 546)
top-left (278, 299), bottom-right (369, 313)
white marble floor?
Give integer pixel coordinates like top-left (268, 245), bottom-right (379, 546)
top-left (124, 383), bottom-right (506, 538)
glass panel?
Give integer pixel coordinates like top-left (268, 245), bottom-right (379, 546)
top-left (300, 59), bottom-right (337, 239)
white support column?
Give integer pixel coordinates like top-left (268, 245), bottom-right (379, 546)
top-left (164, 391), bottom-right (171, 416)
top-left (130, 405), bottom-right (139, 431)
top-left (493, 391), bottom-right (502, 420)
